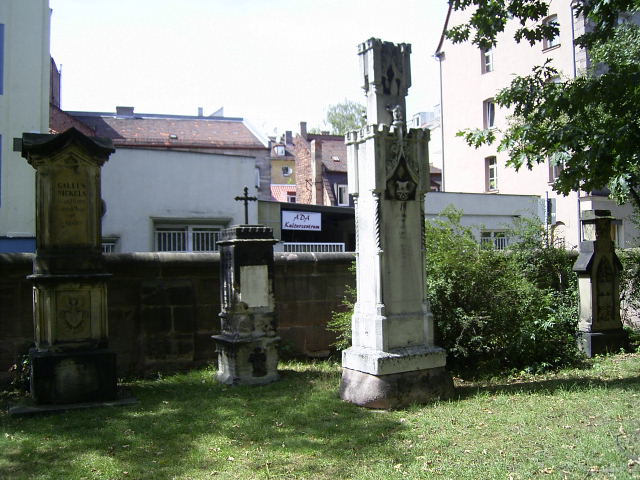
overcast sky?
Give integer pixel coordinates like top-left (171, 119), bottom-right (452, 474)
top-left (49, 0), bottom-right (449, 138)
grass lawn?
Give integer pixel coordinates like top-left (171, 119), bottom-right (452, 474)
top-left (1, 353), bottom-right (639, 480)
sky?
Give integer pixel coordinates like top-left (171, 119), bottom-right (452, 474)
top-left (48, 0), bottom-right (449, 139)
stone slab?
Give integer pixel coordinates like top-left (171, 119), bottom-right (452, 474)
top-left (577, 329), bottom-right (630, 358)
top-left (30, 348), bottom-right (117, 404)
top-left (342, 345), bottom-right (447, 376)
top-left (340, 366), bottom-right (454, 409)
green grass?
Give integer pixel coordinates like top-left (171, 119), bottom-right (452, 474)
top-left (1, 354), bottom-right (639, 480)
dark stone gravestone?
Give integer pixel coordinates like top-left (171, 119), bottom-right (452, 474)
top-left (21, 128), bottom-right (118, 404)
top-left (212, 224), bottom-right (279, 385)
top-left (573, 210), bottom-right (629, 357)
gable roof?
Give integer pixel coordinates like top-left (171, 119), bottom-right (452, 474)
top-left (435, 4), bottom-right (453, 56)
top-left (66, 110), bottom-right (267, 150)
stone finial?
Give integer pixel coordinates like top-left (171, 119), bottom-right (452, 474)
top-left (359, 38), bottom-right (412, 127)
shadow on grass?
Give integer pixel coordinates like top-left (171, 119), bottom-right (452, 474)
top-left (0, 366), bottom-right (404, 479)
top-left (455, 372), bottom-right (640, 400)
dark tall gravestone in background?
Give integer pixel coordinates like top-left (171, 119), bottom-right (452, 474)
top-left (21, 128), bottom-right (117, 404)
top-left (574, 209), bottom-right (629, 357)
top-left (212, 225), bottom-right (279, 385)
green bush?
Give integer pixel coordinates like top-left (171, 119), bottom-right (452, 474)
top-left (618, 248), bottom-right (640, 328)
top-left (329, 207), bottom-right (585, 375)
top-left (426, 208), bottom-right (582, 374)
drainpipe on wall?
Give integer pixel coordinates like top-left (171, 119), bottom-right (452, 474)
top-left (435, 51), bottom-right (446, 191)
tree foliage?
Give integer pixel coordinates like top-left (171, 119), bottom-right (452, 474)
top-left (448, 1), bottom-right (640, 210)
top-left (325, 100), bottom-right (366, 135)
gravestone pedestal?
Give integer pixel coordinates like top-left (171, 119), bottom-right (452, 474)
top-left (574, 210), bottom-right (629, 357)
top-left (340, 39), bottom-right (453, 408)
top-left (22, 128), bottom-right (117, 404)
top-left (212, 225), bottom-right (279, 385)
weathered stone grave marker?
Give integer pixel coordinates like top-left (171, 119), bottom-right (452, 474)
top-left (340, 38), bottom-right (454, 408)
top-left (21, 128), bottom-right (117, 404)
top-left (212, 188), bottom-right (278, 385)
top-left (574, 209), bottom-right (629, 357)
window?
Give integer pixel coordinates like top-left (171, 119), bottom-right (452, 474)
top-left (336, 184), bottom-right (349, 206)
top-left (485, 156), bottom-right (498, 192)
top-left (286, 192), bottom-right (296, 203)
top-left (274, 145), bottom-right (285, 157)
top-left (102, 238), bottom-right (118, 253)
top-left (483, 99), bottom-right (496, 128)
top-left (481, 231), bottom-right (509, 250)
top-left (154, 225), bottom-right (221, 252)
top-left (282, 165), bottom-right (293, 177)
top-left (543, 15), bottom-right (560, 50)
top-left (0, 24), bottom-right (4, 94)
top-left (548, 158), bottom-right (564, 183)
top-left (481, 47), bottom-right (494, 73)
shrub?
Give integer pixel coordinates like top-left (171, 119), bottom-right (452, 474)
top-left (329, 207), bottom-right (584, 375)
top-left (426, 208), bottom-right (581, 374)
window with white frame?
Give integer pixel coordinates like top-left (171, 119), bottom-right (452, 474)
top-left (274, 145), bottom-right (285, 157)
top-left (485, 156), bottom-right (498, 192)
top-left (102, 237), bottom-right (118, 253)
top-left (483, 99), bottom-right (496, 128)
top-left (481, 230), bottom-right (509, 250)
top-left (154, 224), bottom-right (222, 252)
top-left (481, 47), bottom-right (494, 73)
top-left (286, 192), bottom-right (296, 203)
top-left (336, 184), bottom-right (349, 206)
top-left (543, 14), bottom-right (560, 50)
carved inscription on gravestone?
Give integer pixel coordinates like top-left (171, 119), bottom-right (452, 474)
top-left (56, 290), bottom-right (92, 339)
top-left (596, 257), bottom-right (614, 325)
top-left (50, 159), bottom-right (91, 246)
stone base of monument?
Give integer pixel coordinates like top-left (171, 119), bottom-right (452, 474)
top-left (29, 348), bottom-right (117, 404)
top-left (212, 335), bottom-right (279, 385)
top-left (577, 329), bottom-right (630, 358)
top-left (340, 345), bottom-right (454, 409)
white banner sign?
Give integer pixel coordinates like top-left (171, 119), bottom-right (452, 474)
top-left (282, 211), bottom-right (322, 231)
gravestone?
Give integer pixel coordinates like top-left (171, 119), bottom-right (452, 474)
top-left (21, 128), bottom-right (117, 404)
top-left (212, 224), bottom-right (279, 385)
top-left (573, 209), bottom-right (629, 357)
top-left (340, 38), bottom-right (454, 408)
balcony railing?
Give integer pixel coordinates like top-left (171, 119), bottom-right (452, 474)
top-left (283, 242), bottom-right (345, 253)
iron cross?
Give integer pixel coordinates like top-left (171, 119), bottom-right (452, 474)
top-left (235, 186), bottom-right (257, 224)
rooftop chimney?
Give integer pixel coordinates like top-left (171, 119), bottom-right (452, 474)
top-left (300, 121), bottom-right (307, 140)
top-left (285, 130), bottom-right (293, 146)
top-left (198, 107), bottom-right (204, 117)
top-left (116, 106), bottom-right (135, 117)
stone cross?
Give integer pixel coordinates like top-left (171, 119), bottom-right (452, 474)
top-left (340, 38), bottom-right (453, 408)
top-left (21, 128), bottom-right (118, 404)
top-left (235, 186), bottom-right (257, 225)
top-left (573, 209), bottom-right (629, 356)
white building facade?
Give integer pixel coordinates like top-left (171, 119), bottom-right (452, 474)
top-left (436, 0), bottom-right (638, 249)
top-left (0, 0), bottom-right (50, 252)
top-left (101, 148), bottom-right (257, 253)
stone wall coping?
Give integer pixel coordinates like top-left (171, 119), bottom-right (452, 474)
top-left (0, 251), bottom-right (356, 268)
top-left (0, 252), bottom-right (33, 265)
top-left (275, 252), bottom-right (355, 264)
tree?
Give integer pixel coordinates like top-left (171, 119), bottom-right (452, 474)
top-left (448, 0), bottom-right (640, 210)
top-left (325, 100), bottom-right (366, 135)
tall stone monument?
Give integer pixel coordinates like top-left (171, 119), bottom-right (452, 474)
top-left (212, 223), bottom-right (279, 385)
top-left (573, 210), bottom-right (629, 357)
top-left (340, 38), bottom-right (454, 408)
top-left (22, 128), bottom-right (117, 404)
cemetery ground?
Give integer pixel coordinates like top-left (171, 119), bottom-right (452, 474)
top-left (1, 353), bottom-right (639, 480)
